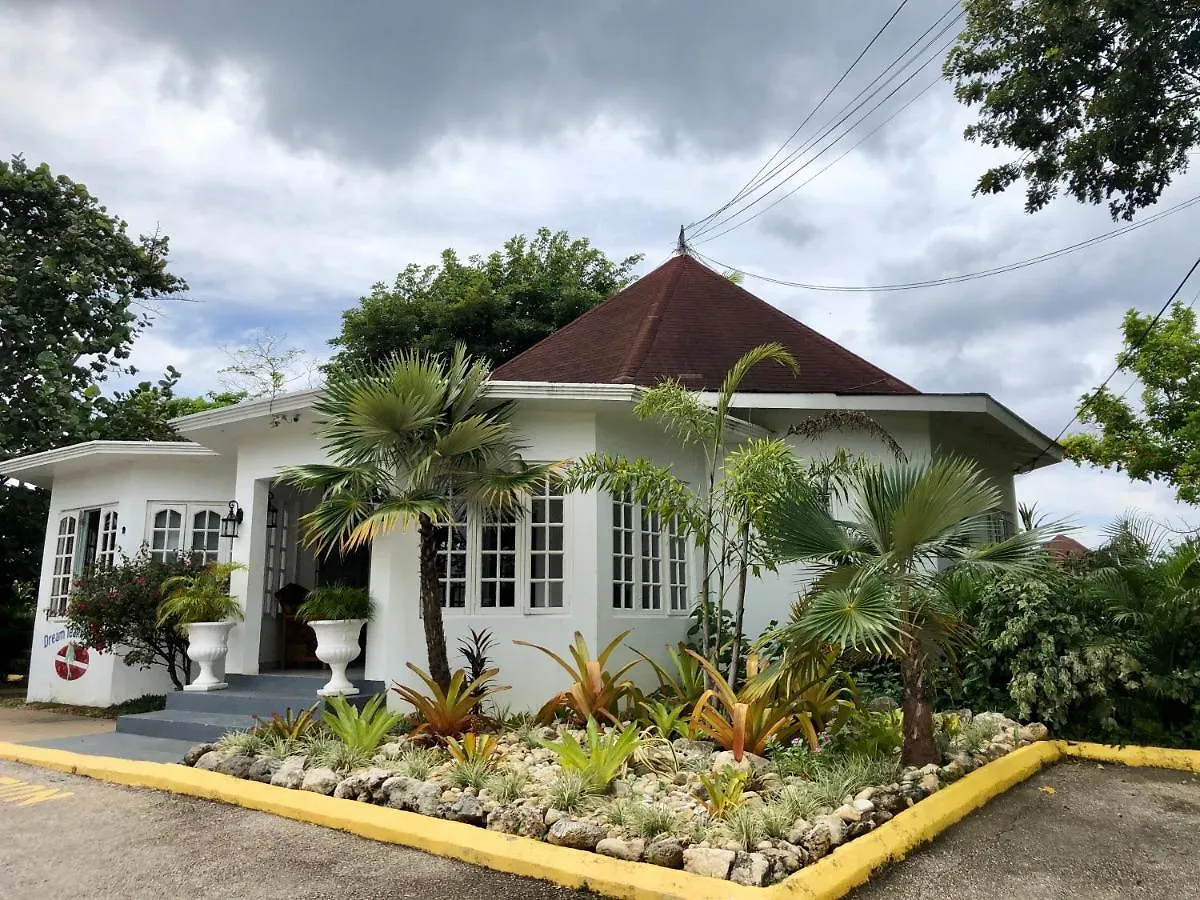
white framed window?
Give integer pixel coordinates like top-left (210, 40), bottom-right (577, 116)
top-left (434, 504), bottom-right (469, 611)
top-left (529, 478), bottom-right (565, 611)
top-left (97, 510), bottom-right (120, 569)
top-left (148, 503), bottom-right (227, 564)
top-left (612, 493), bottom-right (690, 616)
top-left (426, 476), bottom-right (569, 615)
top-left (48, 515), bottom-right (78, 618)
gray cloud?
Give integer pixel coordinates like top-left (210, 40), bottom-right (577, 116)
top-left (19, 0), bottom-right (960, 167)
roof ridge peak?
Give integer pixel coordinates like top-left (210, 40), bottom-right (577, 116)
top-left (614, 255), bottom-right (687, 384)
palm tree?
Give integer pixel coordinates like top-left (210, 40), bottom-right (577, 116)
top-left (278, 346), bottom-right (554, 689)
top-left (760, 456), bottom-right (1051, 765)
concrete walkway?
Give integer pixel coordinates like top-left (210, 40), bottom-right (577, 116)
top-left (0, 706), bottom-right (114, 742)
top-left (0, 758), bottom-right (591, 900)
top-left (854, 760), bottom-right (1200, 899)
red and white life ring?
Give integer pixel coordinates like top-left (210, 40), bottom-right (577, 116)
top-left (54, 643), bottom-right (89, 681)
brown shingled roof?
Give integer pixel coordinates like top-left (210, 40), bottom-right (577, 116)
top-left (490, 254), bottom-right (917, 393)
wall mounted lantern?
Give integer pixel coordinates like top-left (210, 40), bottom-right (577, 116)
top-left (220, 501), bottom-right (244, 539)
top-left (266, 492), bottom-right (279, 529)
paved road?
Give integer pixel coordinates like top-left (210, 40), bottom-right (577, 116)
top-left (854, 760), bottom-right (1200, 899)
top-left (0, 759), bottom-right (590, 900)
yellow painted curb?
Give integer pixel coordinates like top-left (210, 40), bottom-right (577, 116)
top-left (1059, 740), bottom-right (1200, 773)
top-left (770, 741), bottom-right (1063, 900)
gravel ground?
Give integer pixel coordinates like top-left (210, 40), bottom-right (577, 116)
top-left (0, 759), bottom-right (592, 900)
top-left (853, 759), bottom-right (1200, 899)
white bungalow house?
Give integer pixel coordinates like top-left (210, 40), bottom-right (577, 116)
top-left (7, 255), bottom-right (1063, 710)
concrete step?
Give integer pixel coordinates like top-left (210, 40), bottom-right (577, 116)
top-left (165, 689), bottom-right (329, 717)
top-left (225, 672), bottom-right (385, 695)
top-left (115, 709), bottom-right (256, 743)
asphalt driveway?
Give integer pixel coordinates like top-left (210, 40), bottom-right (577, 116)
top-left (853, 759), bottom-right (1200, 899)
top-left (0, 759), bottom-right (590, 900)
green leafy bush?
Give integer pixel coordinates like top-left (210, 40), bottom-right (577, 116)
top-left (157, 562), bottom-right (245, 626)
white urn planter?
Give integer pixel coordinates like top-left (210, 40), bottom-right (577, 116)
top-left (184, 621), bottom-right (236, 691)
top-left (310, 619), bottom-right (366, 696)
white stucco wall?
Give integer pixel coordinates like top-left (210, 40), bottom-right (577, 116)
top-left (27, 454), bottom-right (236, 705)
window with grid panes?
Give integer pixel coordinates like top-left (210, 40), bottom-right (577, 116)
top-left (479, 510), bottom-right (517, 609)
top-left (612, 492), bottom-right (636, 610)
top-left (150, 508), bottom-right (183, 563)
top-left (434, 506), bottom-right (469, 610)
top-left (639, 507), bottom-right (662, 611)
top-left (667, 515), bottom-right (689, 612)
top-left (49, 515), bottom-right (78, 616)
top-left (191, 509), bottom-right (222, 565)
top-left (97, 510), bottom-right (119, 569)
top-left (530, 478), bottom-right (565, 610)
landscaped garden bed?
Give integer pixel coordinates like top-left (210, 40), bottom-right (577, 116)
top-left (180, 651), bottom-right (1049, 887)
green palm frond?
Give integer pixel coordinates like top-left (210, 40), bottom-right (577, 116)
top-left (791, 578), bottom-right (905, 657)
top-left (713, 342), bottom-right (797, 424)
top-left (761, 478), bottom-right (856, 562)
top-left (634, 380), bottom-right (716, 448)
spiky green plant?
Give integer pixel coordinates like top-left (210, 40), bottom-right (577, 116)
top-left (451, 756), bottom-right (495, 790)
top-left (539, 718), bottom-right (641, 790)
top-left (277, 346), bottom-right (557, 689)
top-left (777, 783), bottom-right (823, 822)
top-left (544, 770), bottom-right (601, 812)
top-left (216, 730), bottom-right (265, 756)
top-left (261, 735), bottom-right (302, 760)
top-left (393, 745), bottom-right (442, 780)
top-left (699, 765), bottom-right (748, 819)
top-left (638, 699), bottom-right (690, 740)
top-left (312, 739), bottom-right (373, 773)
top-left (485, 769), bottom-right (528, 804)
top-left (296, 584), bottom-right (375, 622)
top-left (601, 798), bottom-right (640, 828)
top-left (323, 693), bottom-right (402, 754)
top-left (725, 806), bottom-right (764, 849)
top-left (758, 803), bottom-right (793, 840)
top-left (631, 804), bottom-right (678, 839)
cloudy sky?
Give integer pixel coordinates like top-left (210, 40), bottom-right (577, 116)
top-left (3, 0), bottom-right (1196, 543)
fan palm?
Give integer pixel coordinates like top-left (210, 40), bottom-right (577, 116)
top-left (760, 455), bottom-right (1052, 765)
top-left (278, 345), bottom-right (555, 688)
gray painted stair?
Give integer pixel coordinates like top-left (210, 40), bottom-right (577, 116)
top-left (114, 671), bottom-right (388, 744)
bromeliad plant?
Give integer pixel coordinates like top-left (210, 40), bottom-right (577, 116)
top-left (515, 630), bottom-right (639, 725)
top-left (447, 732), bottom-right (501, 789)
top-left (392, 663), bottom-right (510, 740)
top-left (322, 693), bottom-right (402, 754)
top-left (539, 717), bottom-right (641, 790)
top-left (699, 765), bottom-right (749, 819)
top-left (252, 704), bottom-right (319, 742)
top-left (634, 643), bottom-right (707, 705)
top-left (687, 649), bottom-right (817, 759)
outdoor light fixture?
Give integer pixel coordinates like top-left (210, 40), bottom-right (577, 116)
top-left (220, 501), bottom-right (244, 539)
top-left (266, 492), bottom-right (279, 529)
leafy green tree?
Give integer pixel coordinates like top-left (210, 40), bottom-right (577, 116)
top-left (88, 367), bottom-right (245, 442)
top-left (761, 457), bottom-right (1050, 765)
top-left (1, 154), bottom-right (186, 675)
top-left (945, 0), bottom-right (1200, 219)
top-left (0, 154), bottom-right (187, 456)
top-left (279, 346), bottom-right (553, 688)
top-left (1063, 302), bottom-right (1200, 503)
top-left (327, 228), bottom-right (641, 372)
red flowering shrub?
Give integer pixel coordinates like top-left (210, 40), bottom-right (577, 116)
top-left (65, 549), bottom-right (205, 690)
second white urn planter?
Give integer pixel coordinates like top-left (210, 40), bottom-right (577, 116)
top-left (184, 620), bottom-right (236, 691)
top-left (310, 619), bottom-right (366, 696)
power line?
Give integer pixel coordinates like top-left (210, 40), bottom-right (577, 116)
top-left (692, 191), bottom-right (1200, 291)
top-left (686, 0), bottom-right (914, 233)
top-left (689, 4), bottom-right (964, 241)
top-left (693, 72), bottom-right (944, 245)
top-left (1020, 249), bottom-right (1200, 472)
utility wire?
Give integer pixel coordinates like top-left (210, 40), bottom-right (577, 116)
top-left (1019, 250), bottom-right (1200, 472)
top-left (689, 4), bottom-right (964, 241)
top-left (693, 72), bottom-right (944, 245)
top-left (692, 191), bottom-right (1200, 291)
top-left (686, 0), bottom-right (914, 233)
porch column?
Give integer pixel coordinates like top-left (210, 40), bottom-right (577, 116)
top-left (226, 477), bottom-right (269, 674)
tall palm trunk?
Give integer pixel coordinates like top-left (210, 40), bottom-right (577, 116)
top-left (899, 636), bottom-right (939, 766)
top-left (417, 513), bottom-right (452, 689)
top-left (727, 519), bottom-right (751, 691)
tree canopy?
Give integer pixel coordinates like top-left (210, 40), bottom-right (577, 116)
top-left (326, 228), bottom-right (641, 373)
top-left (945, 0), bottom-right (1200, 220)
top-left (1063, 302), bottom-right (1200, 503)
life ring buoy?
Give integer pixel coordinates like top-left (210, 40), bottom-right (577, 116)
top-left (54, 643), bottom-right (89, 681)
